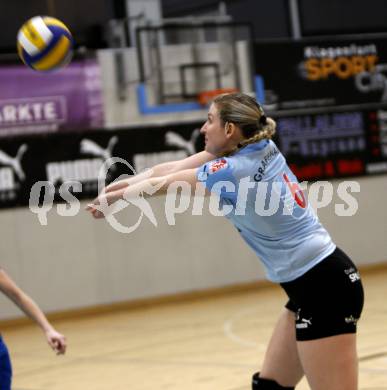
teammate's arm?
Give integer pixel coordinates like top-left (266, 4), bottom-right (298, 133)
top-left (0, 269), bottom-right (66, 354)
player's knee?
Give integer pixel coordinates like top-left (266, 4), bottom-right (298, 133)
top-left (252, 372), bottom-right (295, 390)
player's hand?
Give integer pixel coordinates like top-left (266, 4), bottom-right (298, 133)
top-left (85, 194), bottom-right (110, 219)
top-left (45, 329), bottom-right (66, 355)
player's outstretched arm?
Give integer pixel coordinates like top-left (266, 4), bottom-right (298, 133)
top-left (103, 151), bottom-right (214, 193)
top-left (86, 168), bottom-right (201, 219)
top-left (0, 269), bottom-right (66, 355)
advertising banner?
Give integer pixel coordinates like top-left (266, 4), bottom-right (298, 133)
top-left (0, 122), bottom-right (204, 209)
top-left (274, 107), bottom-right (387, 180)
top-left (0, 59), bottom-right (104, 137)
top-left (0, 109), bottom-right (386, 209)
top-left (255, 36), bottom-right (387, 110)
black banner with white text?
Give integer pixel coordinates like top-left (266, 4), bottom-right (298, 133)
top-left (0, 108), bottom-right (386, 209)
top-left (255, 35), bottom-right (387, 110)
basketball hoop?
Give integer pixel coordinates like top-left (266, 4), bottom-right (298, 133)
top-left (197, 88), bottom-right (238, 106)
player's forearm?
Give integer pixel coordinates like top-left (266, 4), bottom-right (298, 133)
top-left (106, 176), bottom-right (168, 204)
top-left (104, 161), bottom-right (177, 193)
top-left (104, 151), bottom-right (214, 194)
top-left (10, 291), bottom-right (53, 333)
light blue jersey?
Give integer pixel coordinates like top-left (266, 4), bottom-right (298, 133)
top-left (197, 140), bottom-right (336, 283)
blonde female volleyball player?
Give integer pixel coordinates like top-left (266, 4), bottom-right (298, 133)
top-left (86, 93), bottom-right (364, 390)
top-left (0, 267), bottom-right (66, 389)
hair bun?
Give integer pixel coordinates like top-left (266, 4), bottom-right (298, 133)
top-left (259, 115), bottom-right (267, 125)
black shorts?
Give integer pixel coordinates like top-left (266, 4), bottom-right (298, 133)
top-left (280, 247), bottom-right (364, 341)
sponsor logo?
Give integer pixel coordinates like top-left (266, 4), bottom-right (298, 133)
top-left (165, 128), bottom-right (200, 155)
top-left (132, 128), bottom-right (199, 173)
top-left (80, 136), bottom-right (118, 161)
top-left (0, 144), bottom-right (28, 194)
top-left (345, 315), bottom-right (358, 324)
top-left (253, 146), bottom-right (279, 182)
top-left (0, 96), bottom-right (66, 127)
top-left (345, 267), bottom-right (361, 282)
top-left (296, 317), bottom-right (313, 329)
top-left (277, 112), bottom-right (365, 158)
top-left (304, 44), bottom-right (377, 59)
top-left (349, 271), bottom-right (361, 283)
top-left (46, 136), bottom-right (118, 186)
top-left (46, 158), bottom-right (103, 184)
top-left (344, 267), bottom-right (356, 274)
top-left (0, 144), bottom-right (28, 181)
top-left (302, 44), bottom-right (378, 81)
top-left (209, 158), bottom-right (228, 174)
top-left (355, 63), bottom-right (387, 101)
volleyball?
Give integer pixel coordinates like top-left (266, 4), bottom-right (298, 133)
top-left (17, 16), bottom-right (73, 71)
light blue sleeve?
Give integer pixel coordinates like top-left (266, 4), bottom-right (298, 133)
top-left (196, 157), bottom-right (237, 201)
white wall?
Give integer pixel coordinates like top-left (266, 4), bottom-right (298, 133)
top-left (312, 176), bottom-right (387, 265)
top-left (0, 175), bottom-right (386, 320)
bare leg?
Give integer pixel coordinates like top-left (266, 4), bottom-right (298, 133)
top-left (297, 333), bottom-right (358, 390)
top-left (259, 308), bottom-right (304, 387)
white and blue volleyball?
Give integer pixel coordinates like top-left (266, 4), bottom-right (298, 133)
top-left (17, 16), bottom-right (73, 71)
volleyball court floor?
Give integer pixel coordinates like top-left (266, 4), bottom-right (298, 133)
top-left (4, 267), bottom-right (387, 390)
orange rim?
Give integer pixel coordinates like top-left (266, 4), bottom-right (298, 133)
top-left (197, 88), bottom-right (238, 105)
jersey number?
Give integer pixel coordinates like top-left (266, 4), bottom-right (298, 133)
top-left (283, 173), bottom-right (307, 209)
